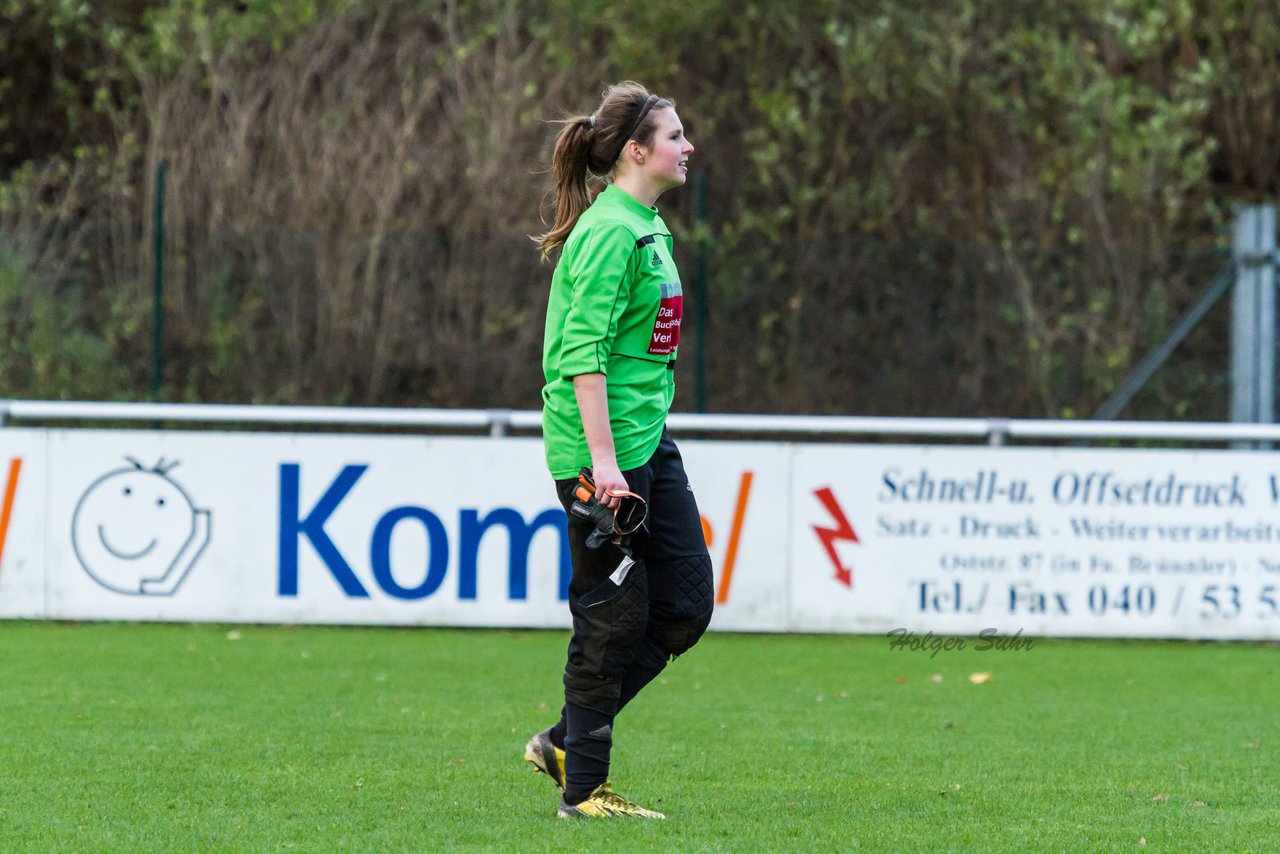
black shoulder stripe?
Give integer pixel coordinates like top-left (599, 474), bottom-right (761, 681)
top-left (635, 235), bottom-right (657, 247)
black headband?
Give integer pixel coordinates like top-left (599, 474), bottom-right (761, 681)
top-left (610, 94), bottom-right (660, 165)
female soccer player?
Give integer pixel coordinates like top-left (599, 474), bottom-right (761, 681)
top-left (524, 81), bottom-right (713, 820)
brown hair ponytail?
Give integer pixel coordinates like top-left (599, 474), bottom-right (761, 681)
top-left (535, 81), bottom-right (674, 260)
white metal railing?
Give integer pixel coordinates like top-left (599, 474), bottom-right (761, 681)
top-left (2, 399), bottom-right (1279, 445)
top-left (0, 399), bottom-right (518, 432)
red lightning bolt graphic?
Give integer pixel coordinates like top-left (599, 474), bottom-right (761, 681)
top-left (813, 486), bottom-right (858, 588)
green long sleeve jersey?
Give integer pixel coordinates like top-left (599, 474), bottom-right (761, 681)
top-left (541, 185), bottom-right (684, 479)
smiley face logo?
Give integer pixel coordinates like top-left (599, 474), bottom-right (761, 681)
top-left (71, 458), bottom-right (212, 596)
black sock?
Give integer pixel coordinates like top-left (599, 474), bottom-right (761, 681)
top-left (563, 703), bottom-right (614, 805)
top-left (550, 708), bottom-right (567, 750)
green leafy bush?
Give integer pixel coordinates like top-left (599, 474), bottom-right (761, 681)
top-left (0, 0), bottom-right (1273, 418)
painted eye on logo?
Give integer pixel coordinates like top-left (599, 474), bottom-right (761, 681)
top-left (71, 457), bottom-right (212, 596)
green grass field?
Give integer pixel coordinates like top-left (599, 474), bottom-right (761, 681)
top-left (0, 622), bottom-right (1275, 852)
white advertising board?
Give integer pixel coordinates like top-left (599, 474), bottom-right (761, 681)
top-left (787, 444), bottom-right (1280, 640)
top-left (40, 431), bottom-right (569, 626)
top-left (1, 427), bottom-right (1278, 639)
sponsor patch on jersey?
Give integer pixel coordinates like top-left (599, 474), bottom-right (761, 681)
top-left (649, 281), bottom-right (683, 355)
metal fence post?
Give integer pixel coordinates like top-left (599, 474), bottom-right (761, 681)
top-left (488, 409), bottom-right (511, 437)
top-left (1231, 204), bottom-right (1277, 426)
top-left (986, 418), bottom-right (1009, 446)
top-left (693, 170), bottom-right (709, 413)
top-left (152, 160), bottom-right (168, 400)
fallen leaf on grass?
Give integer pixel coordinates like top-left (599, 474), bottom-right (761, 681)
top-left (1152, 793), bottom-right (1169, 802)
top-left (969, 672), bottom-right (993, 684)
top-left (895, 676), bottom-right (909, 685)
top-left (226, 630), bottom-right (242, 641)
top-left (944, 721), bottom-right (955, 730)
top-left (1192, 800), bottom-right (1206, 807)
top-left (1243, 741), bottom-right (1261, 748)
top-left (1139, 838), bottom-right (1147, 846)
top-left (938, 783), bottom-right (962, 796)
top-left (1175, 764), bottom-right (1188, 771)
top-left (449, 758), bottom-right (465, 766)
top-left (931, 674), bottom-right (943, 684)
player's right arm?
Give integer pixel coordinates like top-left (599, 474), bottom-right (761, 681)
top-left (572, 372), bottom-right (626, 508)
top-left (557, 222), bottom-right (637, 506)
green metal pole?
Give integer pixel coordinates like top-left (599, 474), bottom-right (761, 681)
top-left (693, 171), bottom-right (709, 413)
top-left (152, 160), bottom-right (167, 399)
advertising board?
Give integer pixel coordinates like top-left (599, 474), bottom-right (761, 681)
top-left (1, 427), bottom-right (1276, 639)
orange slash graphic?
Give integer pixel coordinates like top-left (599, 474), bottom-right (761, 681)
top-left (0, 458), bottom-right (21, 574)
top-left (715, 471), bottom-right (754, 604)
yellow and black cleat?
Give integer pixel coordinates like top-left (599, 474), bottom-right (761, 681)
top-left (523, 727), bottom-right (566, 791)
top-left (557, 782), bottom-right (666, 820)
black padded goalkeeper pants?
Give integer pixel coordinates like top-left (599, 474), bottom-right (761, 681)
top-left (551, 429), bottom-right (714, 804)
